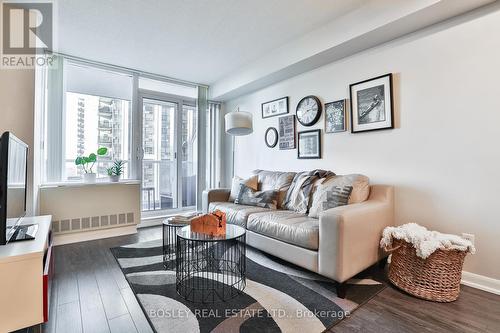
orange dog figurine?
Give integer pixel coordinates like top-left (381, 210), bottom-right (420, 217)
top-left (190, 210), bottom-right (227, 236)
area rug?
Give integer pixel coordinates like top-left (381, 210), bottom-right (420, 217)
top-left (111, 239), bottom-right (386, 333)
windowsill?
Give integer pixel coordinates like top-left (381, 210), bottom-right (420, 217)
top-left (140, 207), bottom-right (197, 221)
top-left (40, 179), bottom-right (141, 189)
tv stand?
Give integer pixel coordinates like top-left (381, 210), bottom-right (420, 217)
top-left (8, 223), bottom-right (39, 242)
top-left (0, 216), bottom-right (53, 332)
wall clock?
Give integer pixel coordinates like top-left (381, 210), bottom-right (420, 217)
top-left (264, 127), bottom-right (278, 148)
top-left (296, 95), bottom-right (322, 126)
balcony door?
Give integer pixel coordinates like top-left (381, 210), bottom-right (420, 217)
top-left (139, 92), bottom-right (197, 216)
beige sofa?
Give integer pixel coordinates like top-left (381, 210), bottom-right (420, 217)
top-left (202, 170), bottom-right (394, 297)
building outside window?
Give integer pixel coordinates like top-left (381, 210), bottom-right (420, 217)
top-left (64, 93), bottom-right (131, 180)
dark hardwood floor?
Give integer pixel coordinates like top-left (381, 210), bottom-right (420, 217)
top-left (30, 226), bottom-right (500, 333)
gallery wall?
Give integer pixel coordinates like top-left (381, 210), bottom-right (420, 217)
top-left (223, 7), bottom-right (500, 280)
top-left (0, 69), bottom-right (35, 214)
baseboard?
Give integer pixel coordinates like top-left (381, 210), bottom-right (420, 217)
top-left (54, 225), bottom-right (138, 246)
top-left (461, 271), bottom-right (500, 295)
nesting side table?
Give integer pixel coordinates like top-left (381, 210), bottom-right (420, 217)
top-left (175, 224), bottom-right (246, 303)
top-left (162, 218), bottom-right (189, 270)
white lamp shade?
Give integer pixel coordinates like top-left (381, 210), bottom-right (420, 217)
top-left (225, 111), bottom-right (253, 136)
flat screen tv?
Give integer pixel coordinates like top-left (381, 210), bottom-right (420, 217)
top-left (0, 131), bottom-right (28, 245)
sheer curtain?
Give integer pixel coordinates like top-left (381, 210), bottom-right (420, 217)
top-left (206, 102), bottom-right (222, 189)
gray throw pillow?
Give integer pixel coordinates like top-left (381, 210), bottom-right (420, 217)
top-left (235, 184), bottom-right (278, 209)
top-left (308, 185), bottom-right (353, 218)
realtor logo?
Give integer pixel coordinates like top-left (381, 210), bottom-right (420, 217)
top-left (1, 1), bottom-right (55, 68)
top-left (2, 1), bottom-right (52, 54)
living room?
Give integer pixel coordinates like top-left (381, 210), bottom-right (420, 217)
top-left (0, 0), bottom-right (499, 332)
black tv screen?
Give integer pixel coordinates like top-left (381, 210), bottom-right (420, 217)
top-left (0, 132), bottom-right (28, 245)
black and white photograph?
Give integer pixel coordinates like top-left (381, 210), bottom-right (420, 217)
top-left (298, 129), bottom-right (321, 159)
top-left (278, 115), bottom-right (296, 149)
top-left (350, 73), bottom-right (394, 133)
top-left (325, 99), bottom-right (347, 133)
top-left (261, 96), bottom-right (289, 118)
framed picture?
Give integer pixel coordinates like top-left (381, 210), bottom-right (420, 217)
top-left (261, 97), bottom-right (289, 119)
top-left (264, 127), bottom-right (278, 148)
top-left (350, 73), bottom-right (394, 133)
top-left (278, 115), bottom-right (296, 150)
top-left (298, 129), bottom-right (321, 159)
top-left (325, 99), bottom-right (346, 133)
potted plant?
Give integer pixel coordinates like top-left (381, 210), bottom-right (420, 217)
top-left (75, 147), bottom-right (108, 183)
top-left (106, 160), bottom-right (126, 182)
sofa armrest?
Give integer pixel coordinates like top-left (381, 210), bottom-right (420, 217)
top-left (202, 188), bottom-right (231, 213)
top-left (318, 185), bottom-right (394, 283)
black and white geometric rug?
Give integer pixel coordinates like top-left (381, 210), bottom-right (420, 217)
top-left (111, 239), bottom-right (386, 333)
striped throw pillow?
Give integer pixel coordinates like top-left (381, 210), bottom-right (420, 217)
top-left (308, 185), bottom-right (353, 218)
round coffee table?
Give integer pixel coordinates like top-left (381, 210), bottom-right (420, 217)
top-left (162, 219), bottom-right (189, 270)
top-left (175, 224), bottom-right (246, 303)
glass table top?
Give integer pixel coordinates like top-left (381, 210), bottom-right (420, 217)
top-left (176, 224), bottom-right (246, 241)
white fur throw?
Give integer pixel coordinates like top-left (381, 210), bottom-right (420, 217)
top-left (380, 223), bottom-right (476, 259)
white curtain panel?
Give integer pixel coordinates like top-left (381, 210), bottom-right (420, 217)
top-left (207, 102), bottom-right (222, 189)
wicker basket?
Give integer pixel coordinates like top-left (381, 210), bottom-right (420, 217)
top-left (386, 239), bottom-right (467, 302)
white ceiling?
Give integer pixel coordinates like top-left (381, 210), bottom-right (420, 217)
top-left (56, 0), bottom-right (369, 85)
top-left (56, 0), bottom-right (495, 98)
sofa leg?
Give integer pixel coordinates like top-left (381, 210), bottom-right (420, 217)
top-left (336, 282), bottom-right (347, 299)
top-left (379, 256), bottom-right (388, 269)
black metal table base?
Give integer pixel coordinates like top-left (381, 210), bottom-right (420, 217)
top-left (162, 222), bottom-right (188, 270)
top-left (176, 233), bottom-right (246, 303)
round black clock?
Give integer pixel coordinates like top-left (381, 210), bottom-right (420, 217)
top-left (296, 95), bottom-right (322, 126)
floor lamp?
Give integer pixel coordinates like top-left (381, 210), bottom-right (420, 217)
top-left (224, 109), bottom-right (253, 178)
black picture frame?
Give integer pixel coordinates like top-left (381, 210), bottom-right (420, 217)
top-left (349, 73), bottom-right (394, 133)
top-left (261, 97), bottom-right (289, 119)
top-left (264, 127), bottom-right (278, 148)
top-left (278, 115), bottom-right (296, 150)
top-left (297, 129), bottom-right (321, 159)
top-left (325, 99), bottom-right (347, 133)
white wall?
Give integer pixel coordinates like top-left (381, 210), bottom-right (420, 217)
top-left (224, 7), bottom-right (500, 280)
top-left (0, 70), bottom-right (35, 214)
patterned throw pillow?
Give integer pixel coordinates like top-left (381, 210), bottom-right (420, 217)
top-left (323, 174), bottom-right (370, 204)
top-left (308, 185), bottom-right (353, 218)
top-left (229, 175), bottom-right (258, 202)
top-left (235, 184), bottom-right (278, 209)
top-left (283, 170), bottom-right (335, 214)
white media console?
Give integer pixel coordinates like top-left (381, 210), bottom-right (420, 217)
top-left (0, 215), bottom-right (53, 332)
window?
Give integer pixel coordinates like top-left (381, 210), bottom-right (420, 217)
top-left (41, 56), bottom-right (205, 217)
top-left (63, 92), bottom-right (131, 180)
top-left (44, 59), bottom-right (133, 183)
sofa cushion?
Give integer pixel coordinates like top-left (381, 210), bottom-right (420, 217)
top-left (252, 170), bottom-right (296, 209)
top-left (229, 175), bottom-right (258, 202)
top-left (208, 202), bottom-right (271, 228)
top-left (247, 210), bottom-right (319, 250)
